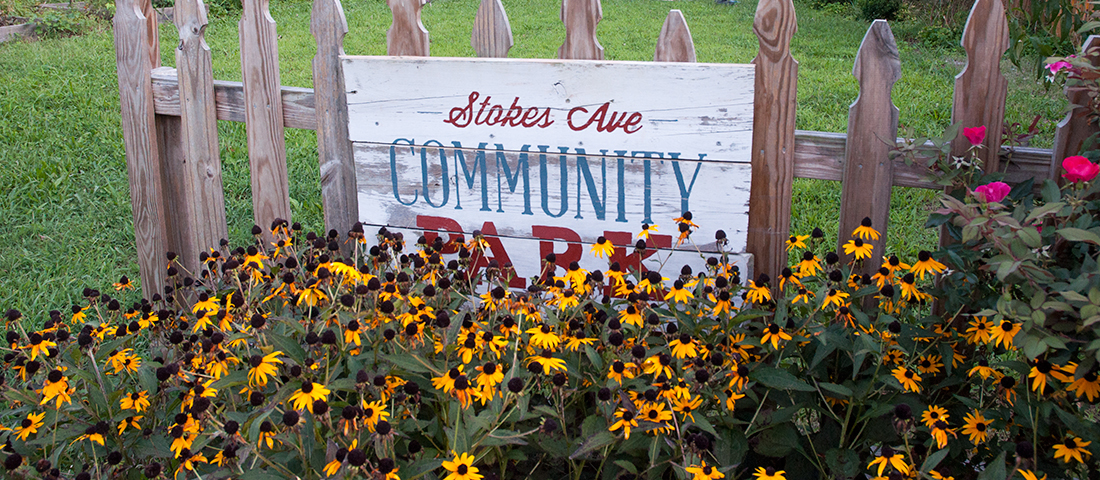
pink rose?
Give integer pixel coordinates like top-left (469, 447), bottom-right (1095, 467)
top-left (963, 126), bottom-right (986, 146)
top-left (1048, 60), bottom-right (1072, 75)
top-left (974, 181), bottom-right (1011, 203)
top-left (1062, 155), bottom-right (1100, 183)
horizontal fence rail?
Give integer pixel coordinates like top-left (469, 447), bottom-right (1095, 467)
top-left (115, 0), bottom-right (1093, 298)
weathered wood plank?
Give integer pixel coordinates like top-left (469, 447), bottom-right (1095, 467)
top-left (341, 57), bottom-right (755, 161)
top-left (838, 20), bottom-right (900, 270)
top-left (749, 0), bottom-right (798, 280)
top-left (792, 130), bottom-right (1053, 188)
top-left (240, 0), bottom-right (292, 238)
top-left (654, 10), bottom-right (695, 63)
top-left (950, 0), bottom-right (1009, 173)
top-left (1052, 35), bottom-right (1100, 181)
top-left (558, 0), bottom-right (603, 60)
top-left (174, 0), bottom-right (229, 269)
top-left (471, 0), bottom-right (513, 58)
top-left (141, 0), bottom-right (159, 68)
top-left (150, 67), bottom-right (316, 129)
top-left (387, 0), bottom-right (430, 56)
top-left (114, 0), bottom-right (168, 299)
top-left (312, 0), bottom-right (359, 250)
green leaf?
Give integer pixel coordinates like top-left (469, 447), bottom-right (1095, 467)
top-left (818, 382), bottom-right (853, 398)
top-left (689, 415), bottom-right (719, 436)
top-left (403, 458), bottom-right (446, 480)
top-left (570, 431), bottom-right (615, 459)
top-left (1057, 227), bottom-right (1100, 245)
top-left (975, 451), bottom-right (1006, 480)
top-left (615, 460), bottom-right (638, 475)
top-left (1025, 201), bottom-right (1064, 223)
top-left (920, 448), bottom-right (949, 475)
top-left (266, 332), bottom-right (307, 361)
top-left (825, 448), bottom-right (860, 479)
top-left (752, 423), bottom-right (800, 458)
top-left (382, 353), bottom-right (436, 375)
top-left (752, 367), bottom-right (815, 392)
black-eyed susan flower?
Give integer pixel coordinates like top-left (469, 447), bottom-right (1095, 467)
top-left (120, 390), bottom-right (150, 412)
top-left (921, 405), bottom-right (949, 428)
top-left (442, 451), bottom-right (482, 480)
top-left (672, 394), bottom-right (703, 422)
top-left (909, 251), bottom-right (946, 280)
top-left (853, 217), bottom-right (880, 241)
top-left (867, 446), bottom-right (909, 477)
top-left (14, 412), bottom-right (45, 441)
top-left (664, 280), bottom-right (694, 303)
top-left (760, 323), bottom-right (792, 350)
top-left (822, 289), bottom-right (850, 309)
top-left (20, 333), bottom-right (56, 362)
top-left (526, 324), bottom-right (560, 350)
top-left (965, 317), bottom-right (993, 345)
top-left (1029, 359), bottom-right (1058, 393)
top-left (607, 360), bottom-right (636, 384)
top-left (247, 351), bottom-right (283, 388)
top-left (786, 234), bottom-right (810, 252)
top-left (989, 319), bottom-right (1020, 350)
top-left (723, 389), bottom-right (745, 411)
top-left (669, 334), bottom-right (699, 359)
top-left (752, 467), bottom-right (785, 480)
top-left (360, 400), bottom-right (390, 432)
top-left (961, 411), bottom-right (990, 444)
top-left (746, 278), bottom-right (771, 304)
top-left (891, 366), bottom-right (921, 393)
top-left (1053, 436), bottom-right (1092, 464)
top-left (792, 288), bottom-right (815, 304)
top-left (39, 369), bottom-right (71, 408)
top-left (916, 354), bottom-right (943, 375)
top-left (638, 223), bottom-right (659, 241)
top-left (620, 305), bottom-right (643, 327)
top-left (686, 461), bottom-right (725, 480)
top-left (842, 238), bottom-right (874, 260)
top-left (288, 380), bottom-right (331, 413)
top-left (176, 448), bottom-right (208, 474)
top-left (609, 407), bottom-right (638, 439)
top-left (1019, 470), bottom-right (1047, 480)
top-left (257, 420), bottom-right (279, 449)
top-left (639, 401), bottom-right (673, 425)
top-left (118, 416), bottom-right (142, 435)
top-left (930, 420), bottom-right (957, 448)
top-left (433, 366), bottom-right (463, 393)
top-left (1068, 369), bottom-right (1100, 401)
top-left (967, 359), bottom-right (1000, 381)
top-left (898, 273), bottom-right (928, 302)
top-left (527, 351), bottom-right (567, 375)
top-left (591, 236), bottom-right (615, 259)
top-left (796, 251), bottom-right (822, 278)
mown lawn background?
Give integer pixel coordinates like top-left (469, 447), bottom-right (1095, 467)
top-left (0, 0), bottom-right (1069, 318)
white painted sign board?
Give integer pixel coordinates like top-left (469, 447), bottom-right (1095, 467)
top-left (343, 56), bottom-right (754, 288)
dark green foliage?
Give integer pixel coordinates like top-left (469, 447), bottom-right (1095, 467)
top-left (856, 0), bottom-right (901, 21)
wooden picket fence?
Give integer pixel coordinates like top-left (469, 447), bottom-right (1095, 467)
top-left (113, 0), bottom-right (1095, 299)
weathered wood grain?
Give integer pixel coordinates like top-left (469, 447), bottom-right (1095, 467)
top-left (312, 0), bottom-right (359, 251)
top-left (749, 0), bottom-right (798, 280)
top-left (114, 0), bottom-right (168, 299)
top-left (173, 0), bottom-right (229, 269)
top-left (792, 130), bottom-right (1054, 188)
top-left (654, 10), bottom-right (695, 63)
top-left (950, 0), bottom-right (1009, 173)
top-left (151, 67), bottom-right (316, 129)
top-left (838, 20), bottom-right (900, 270)
top-left (141, 0), bottom-right (159, 68)
top-left (1052, 35), bottom-right (1100, 181)
top-left (341, 57), bottom-right (755, 161)
top-left (558, 0), bottom-right (604, 60)
top-left (240, 0), bottom-right (292, 239)
top-left (387, 0), bottom-right (430, 56)
top-left (471, 0), bottom-right (513, 58)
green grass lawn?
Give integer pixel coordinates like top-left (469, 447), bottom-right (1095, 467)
top-left (0, 0), bottom-right (1069, 318)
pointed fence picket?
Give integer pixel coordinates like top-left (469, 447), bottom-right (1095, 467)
top-left (115, 0), bottom-right (1079, 292)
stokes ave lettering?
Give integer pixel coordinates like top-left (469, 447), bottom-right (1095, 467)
top-left (442, 91), bottom-right (643, 134)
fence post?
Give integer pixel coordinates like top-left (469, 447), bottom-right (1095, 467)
top-left (387, 0), bottom-right (430, 56)
top-left (950, 0), bottom-right (1009, 173)
top-left (1052, 35), bottom-right (1100, 180)
top-left (240, 0), bottom-right (292, 242)
top-left (115, 0), bottom-right (169, 299)
top-left (837, 20), bottom-right (900, 274)
top-left (558, 0), bottom-right (603, 60)
top-left (472, 0), bottom-right (513, 58)
top-left (654, 10), bottom-right (695, 63)
top-left (312, 0), bottom-right (359, 253)
top-left (749, 0), bottom-right (798, 281)
top-left (171, 0), bottom-right (229, 273)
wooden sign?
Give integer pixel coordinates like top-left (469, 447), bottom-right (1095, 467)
top-left (343, 56), bottom-right (754, 287)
